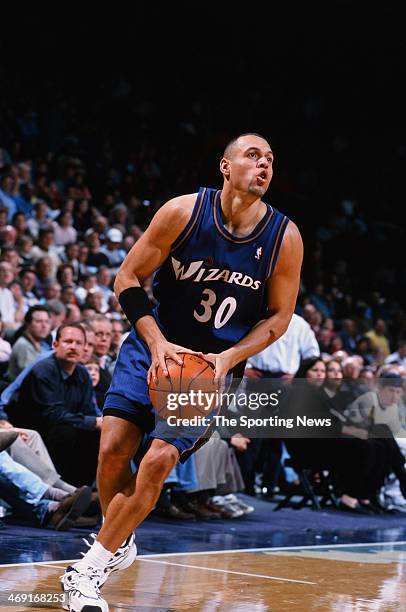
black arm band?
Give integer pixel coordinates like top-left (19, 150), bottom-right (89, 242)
top-left (118, 286), bottom-right (153, 327)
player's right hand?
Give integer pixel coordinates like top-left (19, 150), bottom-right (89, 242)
top-left (147, 340), bottom-right (203, 384)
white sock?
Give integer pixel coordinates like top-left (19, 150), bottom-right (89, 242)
top-left (76, 541), bottom-right (112, 571)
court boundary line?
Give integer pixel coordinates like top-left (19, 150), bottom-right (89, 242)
top-left (139, 558), bottom-right (318, 585)
top-left (1, 539), bottom-right (406, 568)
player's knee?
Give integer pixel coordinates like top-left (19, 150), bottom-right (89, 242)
top-left (98, 436), bottom-right (132, 469)
top-left (141, 444), bottom-right (178, 483)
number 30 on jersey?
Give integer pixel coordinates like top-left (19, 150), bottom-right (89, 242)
top-left (193, 289), bottom-right (237, 329)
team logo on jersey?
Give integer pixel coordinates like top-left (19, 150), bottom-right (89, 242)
top-left (255, 247), bottom-right (263, 261)
top-left (171, 257), bottom-right (261, 290)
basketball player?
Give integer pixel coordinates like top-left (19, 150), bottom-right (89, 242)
top-left (61, 133), bottom-right (303, 611)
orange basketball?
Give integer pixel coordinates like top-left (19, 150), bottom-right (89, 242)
top-left (149, 353), bottom-right (220, 420)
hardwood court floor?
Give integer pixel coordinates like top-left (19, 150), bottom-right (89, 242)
top-left (1, 542), bottom-right (406, 611)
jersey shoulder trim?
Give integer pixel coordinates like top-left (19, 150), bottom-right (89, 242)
top-left (170, 187), bottom-right (206, 252)
top-left (266, 214), bottom-right (290, 278)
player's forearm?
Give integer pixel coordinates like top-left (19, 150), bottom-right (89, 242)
top-left (114, 267), bottom-right (164, 348)
top-left (222, 313), bottom-right (290, 369)
top-left (113, 267), bottom-right (141, 297)
top-left (135, 315), bottom-right (166, 349)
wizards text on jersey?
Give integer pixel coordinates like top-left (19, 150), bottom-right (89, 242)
top-left (153, 187), bottom-right (289, 354)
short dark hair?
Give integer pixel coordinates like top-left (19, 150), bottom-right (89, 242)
top-left (19, 267), bottom-right (36, 278)
top-left (223, 132), bottom-right (270, 158)
top-left (55, 322), bottom-right (86, 342)
top-left (25, 305), bottom-right (50, 324)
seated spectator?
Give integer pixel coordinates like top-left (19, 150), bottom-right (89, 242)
top-left (107, 293), bottom-right (126, 321)
top-left (12, 211), bottom-right (30, 241)
top-left (77, 243), bottom-right (90, 276)
top-left (84, 357), bottom-right (105, 414)
top-left (96, 266), bottom-right (114, 311)
top-left (46, 299), bottom-right (66, 339)
top-left (85, 287), bottom-right (104, 313)
top-left (329, 335), bottom-right (344, 353)
top-left (80, 304), bottom-right (96, 319)
top-left (109, 202), bottom-right (128, 229)
top-left (53, 211), bottom-right (77, 246)
top-left (247, 313), bottom-right (320, 379)
top-left (65, 303), bottom-right (81, 323)
top-left (7, 280), bottom-right (26, 329)
top-left (60, 283), bottom-right (77, 306)
top-left (88, 314), bottom-right (113, 369)
top-left (338, 318), bottom-right (358, 353)
top-left (16, 235), bottom-right (35, 268)
top-left (30, 228), bottom-right (61, 277)
top-left (75, 273), bottom-right (97, 305)
top-left (358, 366), bottom-right (376, 391)
top-left (99, 227), bottom-right (126, 273)
top-left (73, 199), bottom-right (93, 235)
top-left (355, 336), bottom-right (375, 366)
top-left (83, 316), bottom-right (113, 405)
top-left (35, 256), bottom-right (55, 298)
top-left (302, 303), bottom-right (322, 335)
top-left (19, 268), bottom-right (39, 310)
top-left (385, 339), bottom-right (406, 367)
top-left (107, 319), bottom-right (127, 375)
top-left (334, 356), bottom-right (366, 405)
top-left (0, 261), bottom-right (24, 329)
top-left (59, 242), bottom-right (80, 281)
top-left (84, 230), bottom-right (109, 272)
top-left (27, 200), bottom-right (53, 240)
top-left (0, 451), bottom-right (92, 530)
top-left (365, 318), bottom-right (391, 358)
top-left (345, 370), bottom-right (406, 438)
top-left (56, 263), bottom-right (75, 287)
top-left (309, 284), bottom-right (333, 318)
top-left (0, 227), bottom-right (18, 249)
top-left (6, 323), bottom-right (102, 486)
top-left (6, 305), bottom-right (52, 381)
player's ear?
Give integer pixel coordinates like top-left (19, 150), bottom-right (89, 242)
top-left (220, 157), bottom-right (230, 177)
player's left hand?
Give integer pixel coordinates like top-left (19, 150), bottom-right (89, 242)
top-left (203, 351), bottom-right (234, 389)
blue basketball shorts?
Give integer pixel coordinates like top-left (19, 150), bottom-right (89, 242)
top-left (103, 329), bottom-right (216, 462)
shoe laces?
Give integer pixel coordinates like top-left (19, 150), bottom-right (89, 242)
top-left (62, 566), bottom-right (104, 595)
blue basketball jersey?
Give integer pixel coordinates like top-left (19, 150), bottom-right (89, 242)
top-left (153, 187), bottom-right (289, 353)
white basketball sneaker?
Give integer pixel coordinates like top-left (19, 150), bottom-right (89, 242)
top-left (61, 564), bottom-right (108, 612)
top-left (81, 532), bottom-right (137, 586)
